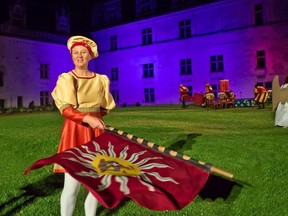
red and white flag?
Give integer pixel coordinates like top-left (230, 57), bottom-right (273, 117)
top-left (25, 131), bottom-right (210, 210)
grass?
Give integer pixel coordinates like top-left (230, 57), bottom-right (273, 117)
top-left (0, 105), bottom-right (287, 216)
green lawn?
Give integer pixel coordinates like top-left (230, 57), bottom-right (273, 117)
top-left (0, 105), bottom-right (287, 216)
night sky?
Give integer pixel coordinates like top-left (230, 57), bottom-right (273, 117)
top-left (0, 0), bottom-right (212, 36)
top-left (0, 0), bottom-right (96, 36)
top-left (66, 0), bottom-right (96, 35)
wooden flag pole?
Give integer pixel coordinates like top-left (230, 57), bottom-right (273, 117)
top-left (105, 126), bottom-right (234, 179)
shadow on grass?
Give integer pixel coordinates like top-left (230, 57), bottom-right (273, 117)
top-left (198, 174), bottom-right (246, 202)
top-left (168, 133), bottom-right (202, 152)
top-left (0, 174), bottom-right (63, 216)
top-left (168, 133), bottom-right (249, 203)
top-left (97, 199), bottom-right (130, 215)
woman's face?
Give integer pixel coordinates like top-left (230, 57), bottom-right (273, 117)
top-left (71, 46), bottom-right (92, 68)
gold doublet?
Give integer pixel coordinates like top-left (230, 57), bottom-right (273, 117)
top-left (51, 71), bottom-right (116, 173)
top-left (52, 71), bottom-right (115, 114)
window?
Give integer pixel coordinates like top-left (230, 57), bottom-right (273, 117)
top-left (212, 84), bottom-right (219, 94)
top-left (172, 0), bottom-right (185, 6)
top-left (256, 82), bottom-right (271, 90)
top-left (112, 89), bottom-right (120, 104)
top-left (17, 96), bottom-right (23, 108)
top-left (40, 91), bottom-right (50, 106)
top-left (256, 50), bottom-right (266, 68)
top-left (0, 99), bottom-right (4, 110)
top-left (104, 2), bottom-right (120, 24)
top-left (11, 4), bottom-right (25, 27)
top-left (57, 15), bottom-right (69, 34)
top-left (111, 67), bottom-right (119, 81)
top-left (210, 55), bottom-right (224, 72)
top-left (142, 28), bottom-right (152, 45)
top-left (254, 4), bottom-right (264, 26)
top-left (0, 71), bottom-right (3, 87)
top-left (139, 0), bottom-right (152, 14)
top-left (143, 63), bottom-right (154, 78)
top-left (40, 64), bottom-right (49, 79)
top-left (187, 86), bottom-right (193, 96)
top-left (256, 82), bottom-right (263, 86)
top-left (107, 8), bottom-right (118, 22)
top-left (265, 81), bottom-right (272, 90)
top-left (110, 35), bottom-right (118, 50)
top-left (144, 88), bottom-right (155, 103)
top-left (179, 19), bottom-right (191, 39)
top-left (180, 59), bottom-right (192, 75)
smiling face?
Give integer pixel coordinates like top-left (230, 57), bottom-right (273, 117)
top-left (71, 45), bottom-right (92, 69)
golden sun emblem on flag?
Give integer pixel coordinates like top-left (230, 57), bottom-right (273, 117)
top-left (65, 141), bottom-right (179, 194)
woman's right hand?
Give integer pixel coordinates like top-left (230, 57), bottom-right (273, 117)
top-left (83, 115), bottom-right (105, 130)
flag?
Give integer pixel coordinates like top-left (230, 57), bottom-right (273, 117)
top-left (25, 131), bottom-right (210, 210)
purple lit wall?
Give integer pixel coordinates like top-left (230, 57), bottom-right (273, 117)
top-left (1, 0), bottom-right (288, 109)
top-left (91, 0), bottom-right (288, 106)
top-left (0, 36), bottom-right (71, 108)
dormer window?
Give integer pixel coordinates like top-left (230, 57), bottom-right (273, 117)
top-left (10, 2), bottom-right (26, 27)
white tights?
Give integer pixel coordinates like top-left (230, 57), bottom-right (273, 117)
top-left (61, 173), bottom-right (98, 216)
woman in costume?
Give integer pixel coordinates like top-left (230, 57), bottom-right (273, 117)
top-left (52, 35), bottom-right (116, 216)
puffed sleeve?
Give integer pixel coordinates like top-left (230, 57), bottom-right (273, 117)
top-left (99, 74), bottom-right (116, 113)
top-left (51, 73), bottom-right (78, 114)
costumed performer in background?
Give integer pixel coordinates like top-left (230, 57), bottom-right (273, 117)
top-left (52, 35), bottom-right (116, 216)
top-left (202, 82), bottom-right (214, 106)
top-left (253, 84), bottom-right (268, 109)
top-left (179, 84), bottom-right (189, 108)
top-left (272, 75), bottom-right (288, 127)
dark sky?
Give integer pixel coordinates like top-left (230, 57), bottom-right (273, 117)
top-left (0, 0), bottom-right (96, 36)
top-left (66, 0), bottom-right (96, 35)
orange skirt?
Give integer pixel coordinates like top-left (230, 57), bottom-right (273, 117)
top-left (53, 112), bottom-right (104, 173)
